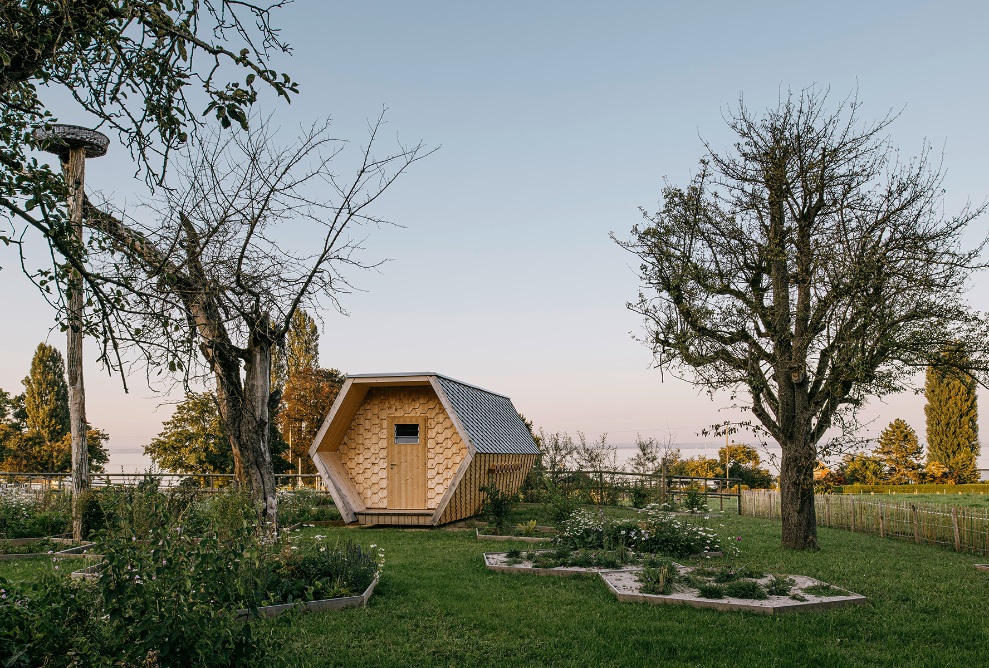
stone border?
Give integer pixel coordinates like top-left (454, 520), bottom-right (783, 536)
top-left (484, 551), bottom-right (640, 577)
top-left (975, 564), bottom-right (989, 572)
top-left (476, 528), bottom-right (553, 543)
top-left (235, 575), bottom-right (379, 619)
top-left (599, 568), bottom-right (868, 615)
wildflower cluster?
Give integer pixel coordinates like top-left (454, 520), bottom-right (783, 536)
top-left (556, 506), bottom-right (724, 557)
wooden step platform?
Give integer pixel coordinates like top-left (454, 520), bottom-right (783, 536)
top-left (356, 509), bottom-right (435, 527)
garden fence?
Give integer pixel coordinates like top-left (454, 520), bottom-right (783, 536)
top-left (549, 470), bottom-right (742, 513)
top-left (741, 489), bottom-right (989, 555)
top-left (0, 471), bottom-right (327, 494)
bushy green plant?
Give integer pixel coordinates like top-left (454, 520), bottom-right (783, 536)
top-left (0, 490), bottom-right (70, 539)
top-left (682, 484), bottom-right (708, 513)
top-left (723, 579), bottom-right (768, 600)
top-left (548, 490), bottom-right (577, 526)
top-left (480, 482), bottom-right (515, 532)
top-left (697, 582), bottom-right (725, 599)
top-left (555, 507), bottom-right (723, 557)
top-left (515, 519), bottom-right (539, 536)
top-left (265, 536), bottom-right (381, 603)
top-left (766, 575), bottom-right (795, 596)
top-left (639, 560), bottom-right (680, 595)
top-left (630, 483), bottom-right (653, 508)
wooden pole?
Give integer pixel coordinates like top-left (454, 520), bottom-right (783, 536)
top-left (952, 507), bottom-right (961, 552)
top-left (64, 146), bottom-right (90, 543)
top-left (911, 504), bottom-right (920, 544)
top-left (878, 501), bottom-right (885, 539)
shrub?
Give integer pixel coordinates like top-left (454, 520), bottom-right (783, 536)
top-left (723, 579), bottom-right (768, 600)
top-left (555, 506), bottom-right (723, 557)
top-left (265, 536), bottom-right (382, 603)
top-left (480, 482), bottom-right (515, 532)
top-left (631, 483), bottom-right (653, 509)
top-left (682, 485), bottom-right (708, 513)
top-left (766, 575), bottom-right (795, 596)
top-left (0, 489), bottom-right (70, 539)
top-left (697, 583), bottom-right (725, 599)
top-left (639, 561), bottom-right (680, 595)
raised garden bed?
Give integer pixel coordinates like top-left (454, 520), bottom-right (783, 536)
top-left (600, 565), bottom-right (867, 615)
top-left (484, 550), bottom-right (641, 577)
top-left (236, 574), bottom-right (379, 619)
top-left (0, 537), bottom-right (98, 560)
top-left (976, 564), bottom-right (989, 572)
top-left (476, 527), bottom-right (555, 543)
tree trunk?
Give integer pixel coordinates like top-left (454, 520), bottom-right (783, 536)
top-left (213, 337), bottom-right (278, 528)
top-left (63, 147), bottom-right (89, 542)
top-left (778, 438), bottom-right (818, 549)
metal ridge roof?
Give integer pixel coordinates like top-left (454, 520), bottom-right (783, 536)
top-left (345, 372), bottom-right (540, 455)
top-left (345, 372), bottom-right (511, 400)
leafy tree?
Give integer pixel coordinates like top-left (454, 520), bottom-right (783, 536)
top-left (22, 344), bottom-right (70, 447)
top-left (673, 456), bottom-right (722, 479)
top-left (925, 350), bottom-right (980, 483)
top-left (719, 443), bottom-right (775, 488)
top-left (875, 419), bottom-right (924, 484)
top-left (615, 89), bottom-right (989, 549)
top-left (1, 2), bottom-right (297, 356)
top-left (145, 392), bottom-right (290, 475)
top-left (146, 393), bottom-right (232, 475)
top-left (838, 452), bottom-right (886, 485)
top-left (0, 344), bottom-right (108, 472)
top-left (286, 310), bottom-right (320, 378)
top-left (278, 368), bottom-right (344, 474)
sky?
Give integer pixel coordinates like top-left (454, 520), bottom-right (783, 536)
top-left (2, 1), bottom-right (988, 474)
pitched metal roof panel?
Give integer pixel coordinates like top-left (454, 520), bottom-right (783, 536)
top-left (434, 375), bottom-right (541, 455)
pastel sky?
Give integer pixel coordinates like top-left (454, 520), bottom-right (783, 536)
top-left (2, 1), bottom-right (988, 473)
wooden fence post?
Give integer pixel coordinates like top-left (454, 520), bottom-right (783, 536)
top-left (879, 501), bottom-right (885, 539)
top-left (911, 504), bottom-right (920, 544)
top-left (952, 507), bottom-right (961, 552)
top-left (850, 496), bottom-right (855, 532)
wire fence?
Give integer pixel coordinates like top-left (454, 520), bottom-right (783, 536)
top-left (741, 489), bottom-right (989, 555)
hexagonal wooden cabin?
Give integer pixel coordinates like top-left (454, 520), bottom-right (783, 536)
top-left (309, 373), bottom-right (540, 526)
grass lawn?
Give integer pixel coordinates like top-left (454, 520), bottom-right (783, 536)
top-left (273, 513), bottom-right (989, 667)
top-left (4, 510), bottom-right (987, 667)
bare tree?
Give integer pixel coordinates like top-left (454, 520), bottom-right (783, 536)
top-left (615, 89), bottom-right (989, 549)
top-left (86, 114), bottom-right (428, 525)
top-left (537, 430), bottom-right (578, 480)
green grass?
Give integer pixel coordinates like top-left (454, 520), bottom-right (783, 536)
top-left (0, 555), bottom-right (69, 583)
top-left (6, 513), bottom-right (989, 666)
top-left (267, 515), bottom-right (989, 667)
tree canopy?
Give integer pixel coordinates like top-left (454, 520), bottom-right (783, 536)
top-left (616, 88), bottom-right (989, 549)
top-left (925, 350), bottom-right (980, 483)
top-left (0, 343), bottom-right (108, 472)
top-left (875, 419), bottom-right (923, 485)
top-left (0, 0), bottom-right (297, 372)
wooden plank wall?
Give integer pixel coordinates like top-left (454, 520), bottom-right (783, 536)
top-left (436, 453), bottom-right (536, 525)
top-left (742, 489), bottom-right (989, 555)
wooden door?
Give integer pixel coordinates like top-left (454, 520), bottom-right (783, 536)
top-left (387, 417), bottom-right (427, 509)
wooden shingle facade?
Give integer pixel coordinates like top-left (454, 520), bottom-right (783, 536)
top-left (309, 373), bottom-right (540, 526)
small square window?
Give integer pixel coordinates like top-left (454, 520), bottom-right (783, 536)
top-left (394, 423), bottom-right (420, 444)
